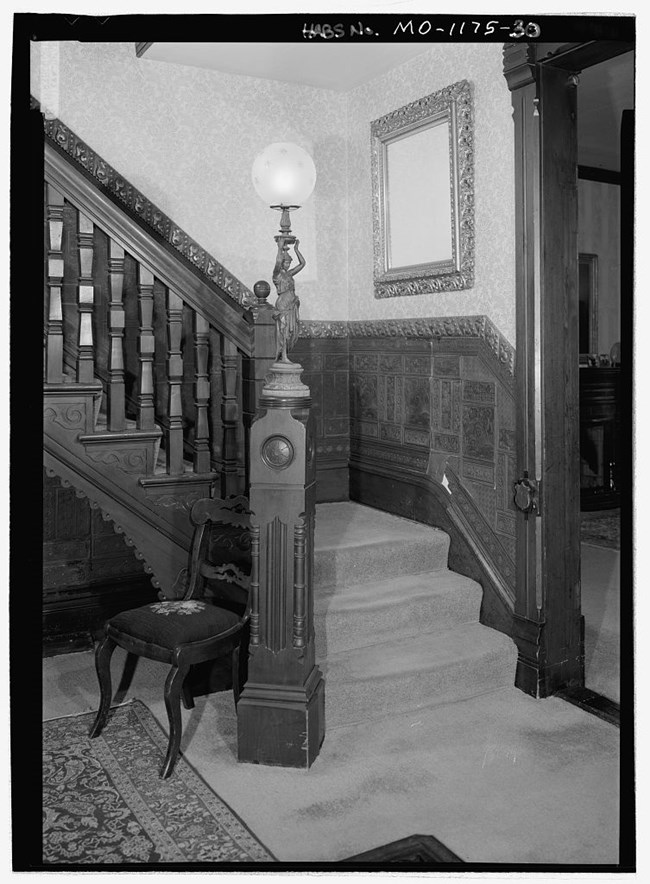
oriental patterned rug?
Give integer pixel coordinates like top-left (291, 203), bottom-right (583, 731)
top-left (580, 510), bottom-right (621, 550)
top-left (43, 700), bottom-right (275, 865)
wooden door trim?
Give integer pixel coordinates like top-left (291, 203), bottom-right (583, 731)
top-left (503, 41), bottom-right (630, 696)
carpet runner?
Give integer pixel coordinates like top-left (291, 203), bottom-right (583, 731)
top-left (313, 504), bottom-right (517, 727)
top-left (42, 700), bottom-right (275, 865)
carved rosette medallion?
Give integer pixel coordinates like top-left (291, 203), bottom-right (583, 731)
top-left (261, 435), bottom-right (295, 471)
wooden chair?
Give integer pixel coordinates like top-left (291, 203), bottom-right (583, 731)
top-left (89, 496), bottom-right (253, 778)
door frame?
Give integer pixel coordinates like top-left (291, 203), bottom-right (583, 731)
top-left (503, 41), bottom-right (632, 697)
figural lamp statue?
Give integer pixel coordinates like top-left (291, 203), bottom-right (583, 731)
top-left (239, 142), bottom-right (325, 768)
top-left (252, 142), bottom-right (316, 378)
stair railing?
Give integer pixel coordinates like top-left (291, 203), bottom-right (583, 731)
top-left (43, 145), bottom-right (276, 501)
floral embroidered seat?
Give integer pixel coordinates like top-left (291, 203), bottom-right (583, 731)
top-left (89, 496), bottom-right (252, 778)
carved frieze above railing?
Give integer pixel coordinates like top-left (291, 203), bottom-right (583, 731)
top-left (35, 97), bottom-right (255, 309)
top-left (300, 316), bottom-right (515, 379)
top-left (298, 320), bottom-right (349, 339)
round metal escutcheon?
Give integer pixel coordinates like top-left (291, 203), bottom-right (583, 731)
top-left (261, 435), bottom-right (295, 470)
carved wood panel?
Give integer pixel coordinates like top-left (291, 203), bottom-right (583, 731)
top-left (43, 469), bottom-right (147, 592)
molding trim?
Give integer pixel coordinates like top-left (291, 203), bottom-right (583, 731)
top-left (44, 141), bottom-right (253, 355)
top-left (300, 316), bottom-right (515, 378)
top-left (35, 96), bottom-right (255, 309)
top-left (299, 321), bottom-right (349, 339)
top-left (445, 465), bottom-right (516, 595)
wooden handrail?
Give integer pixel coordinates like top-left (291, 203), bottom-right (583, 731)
top-left (41, 99), bottom-right (280, 501)
top-left (44, 142), bottom-right (254, 357)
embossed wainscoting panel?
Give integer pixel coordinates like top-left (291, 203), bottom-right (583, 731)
top-left (293, 328), bottom-right (350, 502)
top-left (347, 318), bottom-right (516, 636)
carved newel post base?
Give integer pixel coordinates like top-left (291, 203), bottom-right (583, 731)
top-left (263, 360), bottom-right (310, 399)
top-left (237, 366), bottom-right (325, 768)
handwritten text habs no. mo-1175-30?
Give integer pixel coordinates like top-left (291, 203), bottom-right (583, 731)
top-left (301, 20), bottom-right (542, 40)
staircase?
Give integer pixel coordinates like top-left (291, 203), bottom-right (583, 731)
top-left (40, 102), bottom-right (517, 715)
top-left (313, 503), bottom-right (517, 726)
top-left (41, 106), bottom-right (277, 600)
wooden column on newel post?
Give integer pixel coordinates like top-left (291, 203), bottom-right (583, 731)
top-left (237, 351), bottom-right (325, 768)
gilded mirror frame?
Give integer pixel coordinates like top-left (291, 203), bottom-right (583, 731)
top-left (371, 79), bottom-right (475, 298)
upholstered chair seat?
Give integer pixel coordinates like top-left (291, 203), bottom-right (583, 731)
top-left (107, 600), bottom-right (241, 653)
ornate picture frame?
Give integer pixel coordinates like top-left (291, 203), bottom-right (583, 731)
top-left (371, 79), bottom-right (475, 299)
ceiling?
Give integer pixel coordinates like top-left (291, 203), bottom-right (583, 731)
top-left (141, 41), bottom-right (433, 92)
top-left (140, 43), bottom-right (635, 172)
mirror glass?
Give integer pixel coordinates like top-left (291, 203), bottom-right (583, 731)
top-left (385, 119), bottom-right (452, 269)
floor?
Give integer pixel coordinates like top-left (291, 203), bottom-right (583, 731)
top-left (40, 508), bottom-right (625, 868)
top-left (581, 541), bottom-right (621, 703)
top-left (43, 643), bottom-right (622, 867)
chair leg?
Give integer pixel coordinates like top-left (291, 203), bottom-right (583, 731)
top-left (89, 634), bottom-right (117, 738)
top-left (161, 664), bottom-right (189, 779)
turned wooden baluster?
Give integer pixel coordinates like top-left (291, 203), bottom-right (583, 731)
top-left (209, 327), bottom-right (224, 474)
top-left (166, 288), bottom-right (185, 475)
top-left (192, 311), bottom-right (211, 474)
top-left (76, 211), bottom-right (95, 384)
top-left (220, 336), bottom-right (241, 497)
top-left (136, 264), bottom-right (156, 431)
top-left (107, 238), bottom-right (126, 431)
top-left (45, 184), bottom-right (65, 383)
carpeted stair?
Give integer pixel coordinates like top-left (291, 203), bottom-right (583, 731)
top-left (314, 503), bottom-right (517, 727)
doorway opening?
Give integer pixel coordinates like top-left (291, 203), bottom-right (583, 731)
top-left (577, 50), bottom-right (633, 708)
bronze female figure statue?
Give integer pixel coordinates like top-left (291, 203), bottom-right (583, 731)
top-left (272, 237), bottom-right (305, 363)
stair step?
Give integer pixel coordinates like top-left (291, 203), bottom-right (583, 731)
top-left (322, 621), bottom-right (518, 727)
top-left (315, 570), bottom-right (482, 655)
top-left (90, 419), bottom-right (197, 477)
top-left (314, 503), bottom-right (449, 587)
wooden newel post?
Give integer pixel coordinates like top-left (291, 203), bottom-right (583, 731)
top-left (237, 358), bottom-right (325, 768)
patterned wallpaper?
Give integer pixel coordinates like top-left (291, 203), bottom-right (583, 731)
top-left (347, 44), bottom-right (516, 342)
top-left (31, 41), bottom-right (515, 342)
top-left (31, 40), bottom-right (350, 321)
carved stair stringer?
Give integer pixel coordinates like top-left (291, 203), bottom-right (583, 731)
top-left (44, 392), bottom-right (217, 598)
top-left (44, 438), bottom-right (197, 600)
top-left (43, 458), bottom-right (164, 592)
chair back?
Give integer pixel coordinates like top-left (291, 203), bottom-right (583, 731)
top-left (180, 496), bottom-right (253, 620)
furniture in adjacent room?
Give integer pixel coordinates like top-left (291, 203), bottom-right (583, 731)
top-left (579, 367), bottom-right (621, 510)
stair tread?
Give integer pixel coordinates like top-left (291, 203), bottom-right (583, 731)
top-left (323, 621), bottom-right (516, 676)
top-left (315, 569), bottom-right (480, 610)
top-left (314, 502), bottom-right (446, 551)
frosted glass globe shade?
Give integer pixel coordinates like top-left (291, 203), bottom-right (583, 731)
top-left (252, 142), bottom-right (316, 206)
